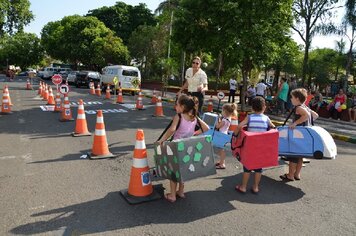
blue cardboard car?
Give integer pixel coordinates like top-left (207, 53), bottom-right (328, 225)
top-left (277, 126), bottom-right (337, 159)
top-left (202, 112), bottom-right (232, 148)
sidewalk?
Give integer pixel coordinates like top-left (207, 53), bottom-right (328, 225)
top-left (142, 88), bottom-right (356, 144)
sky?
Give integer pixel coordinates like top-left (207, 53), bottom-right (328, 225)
top-left (24, 0), bottom-right (347, 50)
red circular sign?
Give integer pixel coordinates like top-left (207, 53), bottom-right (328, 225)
top-left (52, 74), bottom-right (63, 85)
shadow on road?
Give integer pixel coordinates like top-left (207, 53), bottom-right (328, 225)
top-left (10, 175), bottom-right (304, 235)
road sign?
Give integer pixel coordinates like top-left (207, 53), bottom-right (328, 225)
top-left (113, 76), bottom-right (119, 85)
top-left (52, 74), bottom-right (63, 85)
top-left (59, 84), bottom-right (69, 94)
top-left (217, 91), bottom-right (225, 100)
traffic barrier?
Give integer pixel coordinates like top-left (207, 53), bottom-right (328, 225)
top-left (95, 84), bottom-right (101, 97)
top-left (89, 82), bottom-right (95, 95)
top-left (153, 96), bottom-right (164, 117)
top-left (88, 110), bottom-right (115, 159)
top-left (47, 86), bottom-right (55, 105)
top-left (120, 129), bottom-right (162, 204)
top-left (59, 94), bottom-right (74, 122)
top-left (135, 90), bottom-right (144, 110)
top-left (26, 79), bottom-right (31, 90)
top-left (207, 96), bottom-right (213, 112)
top-left (229, 116), bottom-right (239, 132)
top-left (151, 89), bottom-right (157, 104)
top-left (72, 99), bottom-right (91, 137)
top-left (54, 93), bottom-right (62, 112)
top-left (1, 89), bottom-right (12, 114)
top-left (116, 86), bottom-right (124, 104)
top-left (105, 84), bottom-right (111, 100)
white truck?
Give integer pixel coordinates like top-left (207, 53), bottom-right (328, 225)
top-left (38, 67), bottom-right (61, 79)
top-left (101, 65), bottom-right (141, 94)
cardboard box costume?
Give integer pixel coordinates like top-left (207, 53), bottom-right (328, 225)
top-left (153, 135), bottom-right (216, 182)
top-left (231, 129), bottom-right (279, 170)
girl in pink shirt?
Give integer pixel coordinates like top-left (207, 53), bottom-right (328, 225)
top-left (157, 94), bottom-right (209, 202)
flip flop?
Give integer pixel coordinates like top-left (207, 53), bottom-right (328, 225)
top-left (216, 164), bottom-right (226, 169)
top-left (176, 193), bottom-right (186, 199)
top-left (235, 185), bottom-right (246, 194)
top-left (279, 174), bottom-right (294, 182)
top-left (164, 194), bottom-right (176, 203)
top-left (250, 188), bottom-right (259, 195)
top-left (294, 176), bottom-right (301, 181)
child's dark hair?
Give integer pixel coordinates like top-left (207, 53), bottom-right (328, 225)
top-left (251, 96), bottom-right (265, 112)
top-left (222, 103), bottom-right (237, 117)
top-left (178, 94), bottom-right (199, 118)
top-left (291, 88), bottom-right (307, 103)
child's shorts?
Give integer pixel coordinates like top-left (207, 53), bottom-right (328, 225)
top-left (243, 166), bottom-right (262, 173)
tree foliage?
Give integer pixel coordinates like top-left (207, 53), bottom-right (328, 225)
top-left (292, 0), bottom-right (340, 85)
top-left (0, 32), bottom-right (43, 69)
top-left (0, 0), bottom-right (34, 36)
top-left (41, 15), bottom-right (129, 69)
top-left (173, 0), bottom-right (293, 110)
top-left (87, 2), bottom-right (156, 44)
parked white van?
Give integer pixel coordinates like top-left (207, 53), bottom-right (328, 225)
top-left (39, 67), bottom-right (61, 79)
top-left (101, 65), bottom-right (141, 93)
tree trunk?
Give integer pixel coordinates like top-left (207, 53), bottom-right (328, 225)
top-left (302, 41), bottom-right (310, 86)
top-left (345, 30), bottom-right (354, 92)
top-left (241, 58), bottom-right (252, 111)
top-left (273, 69), bottom-right (280, 95)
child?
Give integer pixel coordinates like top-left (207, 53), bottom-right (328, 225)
top-left (280, 88), bottom-right (319, 182)
top-left (234, 97), bottom-right (275, 194)
top-left (215, 103), bottom-right (237, 169)
top-left (157, 94), bottom-right (209, 203)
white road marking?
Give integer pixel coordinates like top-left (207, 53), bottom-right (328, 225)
top-left (0, 156), bottom-right (16, 160)
top-left (28, 205), bottom-right (45, 210)
top-left (18, 118), bottom-right (25, 124)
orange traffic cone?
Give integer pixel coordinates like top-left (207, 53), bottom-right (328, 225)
top-left (26, 79), bottom-right (31, 90)
top-left (59, 94), bottom-right (74, 122)
top-left (229, 116), bottom-right (239, 132)
top-left (89, 82), bottom-right (95, 95)
top-left (38, 82), bottom-right (43, 96)
top-left (151, 89), bottom-right (157, 104)
top-left (153, 96), bottom-right (164, 117)
top-left (105, 84), bottom-right (111, 100)
top-left (207, 96), bottom-right (213, 112)
top-left (135, 90), bottom-right (144, 110)
top-left (47, 86), bottom-right (55, 105)
top-left (88, 110), bottom-right (115, 159)
top-left (116, 86), bottom-right (124, 104)
top-left (41, 84), bottom-right (46, 98)
top-left (42, 84), bottom-right (49, 101)
top-left (4, 86), bottom-right (13, 106)
top-left (1, 89), bottom-right (12, 114)
top-left (54, 93), bottom-right (62, 112)
top-left (72, 99), bottom-right (91, 137)
top-left (120, 129), bottom-right (162, 204)
top-left (95, 84), bottom-right (101, 97)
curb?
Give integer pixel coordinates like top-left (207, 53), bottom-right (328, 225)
top-left (271, 120), bottom-right (356, 144)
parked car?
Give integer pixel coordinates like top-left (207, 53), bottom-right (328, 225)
top-left (40, 67), bottom-right (61, 79)
top-left (18, 69), bottom-right (37, 77)
top-left (75, 71), bottom-right (101, 88)
top-left (67, 71), bottom-right (79, 84)
top-left (58, 68), bottom-right (72, 79)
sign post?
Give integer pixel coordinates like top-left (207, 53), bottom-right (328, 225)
top-left (52, 74), bottom-right (63, 92)
top-left (216, 91), bottom-right (225, 112)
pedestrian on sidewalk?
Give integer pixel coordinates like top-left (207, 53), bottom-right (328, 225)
top-left (275, 77), bottom-right (289, 116)
top-left (256, 79), bottom-right (267, 98)
top-left (328, 89), bottom-right (347, 120)
top-left (228, 77), bottom-right (237, 103)
top-left (348, 93), bottom-right (356, 122)
top-left (178, 56), bottom-right (208, 115)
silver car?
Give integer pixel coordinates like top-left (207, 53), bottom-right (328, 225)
top-left (67, 71), bottom-right (79, 84)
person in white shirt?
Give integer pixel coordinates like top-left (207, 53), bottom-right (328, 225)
top-left (228, 77), bottom-right (237, 103)
top-left (178, 56), bottom-right (208, 114)
top-left (256, 79), bottom-right (267, 98)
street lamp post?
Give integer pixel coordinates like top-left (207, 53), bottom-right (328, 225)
top-left (6, 58), bottom-right (8, 69)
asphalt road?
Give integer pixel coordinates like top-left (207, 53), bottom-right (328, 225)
top-left (1, 79), bottom-right (356, 236)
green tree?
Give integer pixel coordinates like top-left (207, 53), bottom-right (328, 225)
top-left (87, 2), bottom-right (156, 44)
top-left (308, 48), bottom-right (339, 88)
top-left (0, 0), bottom-right (34, 36)
top-left (174, 0), bottom-right (294, 110)
top-left (292, 0), bottom-right (340, 86)
top-left (41, 15), bottom-right (129, 69)
top-left (0, 32), bottom-right (43, 69)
